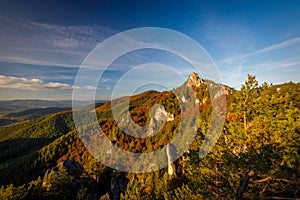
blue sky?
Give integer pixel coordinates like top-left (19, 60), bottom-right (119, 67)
top-left (0, 0), bottom-right (300, 100)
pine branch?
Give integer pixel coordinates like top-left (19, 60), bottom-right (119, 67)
top-left (253, 177), bottom-right (300, 185)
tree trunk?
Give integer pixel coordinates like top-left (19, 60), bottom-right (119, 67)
top-left (235, 170), bottom-right (254, 200)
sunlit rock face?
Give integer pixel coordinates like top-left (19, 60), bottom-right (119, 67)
top-left (147, 104), bottom-right (174, 136)
top-left (187, 72), bottom-right (204, 88)
top-left (166, 112), bottom-right (174, 122)
top-left (166, 144), bottom-right (176, 177)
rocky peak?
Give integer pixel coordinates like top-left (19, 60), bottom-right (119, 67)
top-left (187, 72), bottom-right (204, 87)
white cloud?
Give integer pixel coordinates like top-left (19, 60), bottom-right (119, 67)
top-left (0, 75), bottom-right (96, 91)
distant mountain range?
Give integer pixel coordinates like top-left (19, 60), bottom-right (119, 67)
top-left (0, 99), bottom-right (105, 114)
top-left (0, 100), bottom-right (107, 127)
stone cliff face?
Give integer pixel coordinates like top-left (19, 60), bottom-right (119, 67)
top-left (97, 169), bottom-right (128, 200)
top-left (166, 144), bottom-right (176, 177)
top-left (110, 173), bottom-right (128, 200)
top-left (147, 104), bottom-right (174, 137)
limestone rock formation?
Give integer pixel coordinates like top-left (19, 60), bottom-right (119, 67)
top-left (187, 72), bottom-right (204, 87)
top-left (42, 160), bottom-right (84, 189)
top-left (147, 104), bottom-right (174, 136)
top-left (166, 144), bottom-right (176, 177)
top-left (41, 160), bottom-right (97, 200)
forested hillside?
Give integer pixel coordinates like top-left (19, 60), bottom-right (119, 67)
top-left (0, 107), bottom-right (71, 128)
top-left (0, 73), bottom-right (299, 200)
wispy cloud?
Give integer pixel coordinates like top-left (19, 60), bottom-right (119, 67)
top-left (222, 36), bottom-right (300, 64)
top-left (0, 75), bottom-right (96, 90)
top-left (0, 16), bottom-right (116, 68)
top-left (0, 55), bottom-right (78, 68)
top-left (218, 36), bottom-right (300, 88)
top-left (201, 16), bottom-right (256, 59)
top-left (245, 37), bottom-right (300, 58)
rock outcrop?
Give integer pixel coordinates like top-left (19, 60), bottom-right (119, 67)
top-left (110, 173), bottom-right (128, 200)
top-left (41, 160), bottom-right (97, 200)
top-left (147, 104), bottom-right (174, 136)
top-left (42, 160), bottom-right (85, 189)
top-left (166, 144), bottom-right (176, 177)
top-left (187, 72), bottom-right (204, 87)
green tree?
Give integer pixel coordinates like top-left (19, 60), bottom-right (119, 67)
top-left (0, 184), bottom-right (26, 200)
top-left (46, 166), bottom-right (74, 200)
top-left (186, 75), bottom-right (300, 199)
